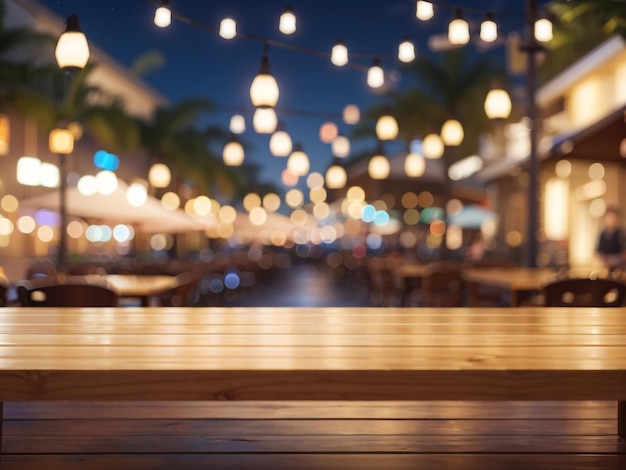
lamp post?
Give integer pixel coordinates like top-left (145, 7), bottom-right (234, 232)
top-left (54, 14), bottom-right (89, 271)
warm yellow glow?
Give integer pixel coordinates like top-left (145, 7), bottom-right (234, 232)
top-left (422, 134), bottom-right (444, 159)
top-left (194, 195), bottom-right (212, 216)
top-left (279, 7), bottom-right (296, 35)
top-left (313, 202), bottom-right (330, 220)
top-left (126, 181), bottom-right (148, 208)
top-left (17, 215), bottom-right (36, 234)
top-left (252, 107), bottom-right (278, 134)
top-left (263, 193), bottom-right (281, 212)
top-left (446, 225), bottom-right (463, 250)
top-left (404, 152), bottom-right (425, 177)
top-left (219, 18), bottom-right (237, 39)
top-left (367, 60), bottom-right (384, 89)
top-left (348, 200), bottom-right (365, 219)
top-left (281, 169), bottom-right (299, 187)
top-left (219, 205), bottom-right (237, 224)
top-left (555, 160), bottom-right (571, 178)
top-left (250, 71), bottom-right (279, 108)
top-left (331, 135), bottom-right (350, 158)
top-left (290, 209), bottom-right (309, 226)
top-left (271, 230), bottom-right (287, 246)
top-left (95, 170), bottom-right (118, 195)
top-left (222, 140), bottom-right (245, 166)
top-left (398, 38), bottom-right (415, 63)
top-left (590, 198), bottom-right (606, 218)
top-left (449, 155), bottom-right (483, 181)
top-left (249, 207), bottom-right (268, 226)
top-left (416, 1), bottom-right (434, 20)
top-left (148, 163), bottom-right (171, 188)
top-left (154, 5), bottom-right (171, 27)
top-left (319, 122), bottom-right (339, 143)
top-left (37, 225), bottom-right (54, 243)
top-left (418, 191), bottom-right (433, 207)
top-left (306, 172), bottom-right (324, 189)
top-left (285, 189), bottom-right (304, 208)
top-left (441, 119), bottom-right (464, 146)
top-left (506, 230), bottom-right (523, 247)
top-left (376, 114), bottom-right (399, 141)
top-left (484, 88), bottom-right (512, 120)
top-left (67, 220), bottom-right (84, 239)
top-left (448, 12), bottom-right (469, 45)
top-left (230, 114), bottom-right (246, 134)
top-left (184, 199), bottom-right (196, 216)
top-left (269, 129), bottom-right (292, 157)
top-left (347, 186), bottom-right (366, 202)
top-left (287, 148), bottom-right (310, 176)
top-left (161, 191), bottom-right (180, 211)
top-left (368, 154), bottom-right (390, 180)
top-left (401, 192), bottom-right (418, 209)
top-left (218, 223), bottom-right (234, 239)
top-left (17, 157), bottom-right (40, 186)
top-left (331, 40), bottom-right (349, 67)
top-left (342, 105), bottom-right (360, 125)
top-left (310, 187), bottom-right (327, 203)
top-left (325, 165), bottom-right (347, 189)
top-left (39, 162), bottom-right (59, 188)
top-left (49, 129), bottom-right (74, 154)
top-left (588, 163), bottom-right (605, 180)
top-left (0, 114), bottom-right (9, 156)
top-left (243, 193), bottom-right (262, 211)
top-left (55, 18), bottom-right (90, 70)
top-left (480, 15), bottom-right (498, 42)
top-left (534, 18), bottom-right (553, 42)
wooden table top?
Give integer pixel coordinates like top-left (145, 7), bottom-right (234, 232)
top-left (103, 274), bottom-right (177, 297)
top-left (2, 306), bottom-right (626, 401)
top-left (462, 268), bottom-right (558, 291)
top-left (394, 264), bottom-right (428, 279)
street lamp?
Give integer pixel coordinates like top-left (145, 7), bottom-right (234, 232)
top-left (54, 14), bottom-right (89, 271)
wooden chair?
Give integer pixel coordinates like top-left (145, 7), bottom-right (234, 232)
top-left (468, 258), bottom-right (518, 307)
top-left (17, 277), bottom-right (119, 307)
top-left (158, 271), bottom-right (201, 307)
top-left (542, 278), bottom-right (626, 307)
top-left (422, 261), bottom-right (466, 307)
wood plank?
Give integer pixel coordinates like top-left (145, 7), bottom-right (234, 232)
top-left (4, 434), bottom-right (626, 453)
top-left (2, 454), bottom-right (625, 470)
top-left (2, 370), bottom-right (626, 401)
top-left (5, 401), bottom-right (615, 420)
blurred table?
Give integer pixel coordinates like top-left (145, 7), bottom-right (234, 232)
top-left (394, 264), bottom-right (428, 280)
top-left (104, 275), bottom-right (177, 306)
top-left (463, 268), bottom-right (557, 307)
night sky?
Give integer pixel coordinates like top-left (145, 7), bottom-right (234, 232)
top-left (37, 0), bottom-right (540, 193)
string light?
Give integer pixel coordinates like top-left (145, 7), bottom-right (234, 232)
top-left (534, 16), bottom-right (553, 42)
top-left (484, 86), bottom-right (512, 120)
top-left (331, 39), bottom-right (349, 67)
top-left (325, 165), bottom-right (347, 189)
top-left (222, 136), bottom-right (245, 166)
top-left (55, 14), bottom-right (90, 70)
top-left (367, 58), bottom-right (384, 89)
top-left (250, 44), bottom-right (279, 108)
top-left (448, 9), bottom-right (469, 45)
top-left (480, 12), bottom-right (498, 43)
top-left (375, 112), bottom-right (399, 141)
top-left (331, 134), bottom-right (351, 158)
top-left (287, 143), bottom-right (310, 176)
top-left (416, 1), bottom-right (434, 21)
top-left (269, 123), bottom-right (293, 156)
top-left (279, 6), bottom-right (296, 35)
top-left (398, 37), bottom-right (416, 63)
top-left (440, 119), bottom-right (464, 146)
top-left (319, 121), bottom-right (339, 143)
top-left (405, 152), bottom-right (425, 177)
top-left (342, 104), bottom-right (360, 125)
top-left (253, 107), bottom-right (278, 133)
top-left (229, 114), bottom-right (246, 134)
top-left (219, 18), bottom-right (237, 39)
top-left (368, 147), bottom-right (390, 180)
top-left (422, 134), bottom-right (444, 159)
top-left (154, 0), bottom-right (171, 28)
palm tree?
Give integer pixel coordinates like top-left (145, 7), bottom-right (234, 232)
top-left (139, 99), bottom-right (240, 198)
top-left (549, 0), bottom-right (626, 38)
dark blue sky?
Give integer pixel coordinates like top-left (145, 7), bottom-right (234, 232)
top-left (38, 0), bottom-right (539, 192)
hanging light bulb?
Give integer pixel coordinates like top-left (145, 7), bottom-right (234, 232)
top-left (148, 163), bottom-right (171, 188)
top-left (250, 44), bottom-right (279, 108)
top-left (253, 107), bottom-right (278, 134)
top-left (376, 112), bottom-right (399, 141)
top-left (441, 119), bottom-right (464, 146)
top-left (55, 14), bottom-right (90, 70)
top-left (0, 114), bottom-right (9, 156)
top-left (229, 114), bottom-right (246, 134)
top-left (342, 104), bottom-right (360, 125)
top-left (269, 124), bottom-right (292, 157)
top-left (219, 18), bottom-right (237, 39)
top-left (535, 16), bottom-right (553, 43)
top-left (287, 143), bottom-right (310, 176)
top-left (405, 152), bottom-right (425, 177)
top-left (484, 86), bottom-right (512, 120)
top-left (480, 12), bottom-right (498, 43)
top-left (368, 148), bottom-right (390, 180)
top-left (319, 121), bottom-right (339, 143)
top-left (416, 1), bottom-right (434, 21)
top-left (222, 136), bottom-right (245, 166)
top-left (331, 39), bottom-right (349, 67)
top-left (279, 7), bottom-right (296, 35)
top-left (398, 37), bottom-right (416, 63)
top-left (154, 0), bottom-right (171, 28)
top-left (367, 58), bottom-right (384, 89)
top-left (332, 134), bottom-right (350, 158)
top-left (448, 9), bottom-right (469, 45)
top-left (422, 134), bottom-right (444, 159)
top-left (326, 165), bottom-right (347, 189)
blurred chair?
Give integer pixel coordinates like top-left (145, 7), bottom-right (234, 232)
top-left (158, 271), bottom-right (201, 307)
top-left (0, 283), bottom-right (7, 307)
top-left (422, 261), bottom-right (466, 307)
top-left (366, 257), bottom-right (404, 306)
top-left (467, 257), bottom-right (518, 307)
top-left (17, 277), bottom-right (118, 307)
top-left (542, 278), bottom-right (626, 307)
